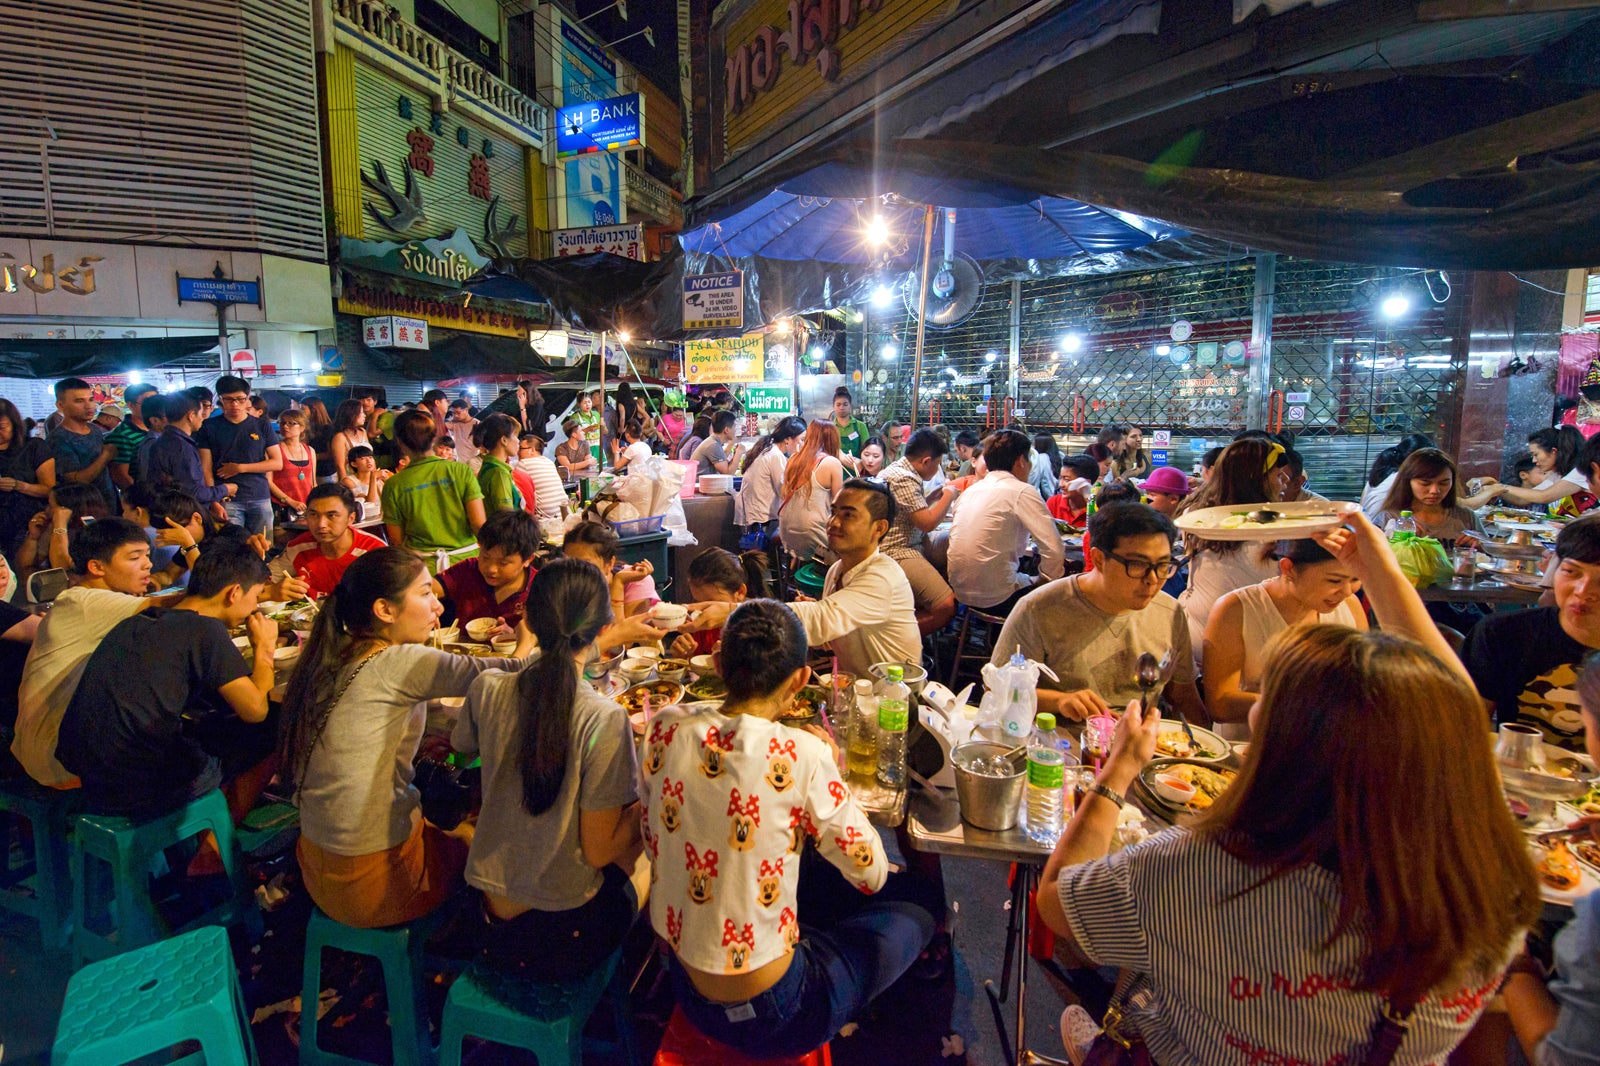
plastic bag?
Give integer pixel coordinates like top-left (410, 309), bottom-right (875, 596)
top-left (1388, 531), bottom-right (1451, 588)
top-left (654, 458), bottom-right (697, 546)
top-left (975, 653), bottom-right (1060, 740)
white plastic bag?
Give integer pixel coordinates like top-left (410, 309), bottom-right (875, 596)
top-left (653, 458), bottom-right (697, 546)
top-left (975, 653), bottom-right (1060, 740)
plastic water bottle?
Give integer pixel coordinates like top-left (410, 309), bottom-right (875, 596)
top-left (875, 666), bottom-right (910, 790)
top-left (847, 678), bottom-right (879, 785)
top-left (1023, 712), bottom-right (1066, 845)
top-left (1390, 510), bottom-right (1417, 535)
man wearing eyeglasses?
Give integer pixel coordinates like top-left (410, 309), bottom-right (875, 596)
top-left (991, 503), bottom-right (1206, 724)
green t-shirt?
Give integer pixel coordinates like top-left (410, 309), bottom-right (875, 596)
top-left (381, 455), bottom-right (484, 563)
top-left (834, 416), bottom-right (870, 458)
top-left (477, 455), bottom-right (522, 514)
top-left (575, 410), bottom-right (603, 463)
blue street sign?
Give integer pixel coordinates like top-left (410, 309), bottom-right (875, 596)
top-left (556, 93), bottom-right (643, 159)
top-left (178, 276), bottom-right (260, 305)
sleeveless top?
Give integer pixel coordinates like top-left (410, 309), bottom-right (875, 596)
top-left (1222, 582), bottom-right (1362, 740)
top-left (1180, 546), bottom-right (1278, 672)
top-left (778, 460), bottom-right (834, 563)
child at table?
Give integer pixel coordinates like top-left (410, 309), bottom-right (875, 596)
top-left (431, 510), bottom-right (539, 633)
top-left (670, 547), bottom-right (769, 658)
top-left (560, 521), bottom-right (657, 617)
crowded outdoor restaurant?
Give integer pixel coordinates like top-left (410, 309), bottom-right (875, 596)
top-left (0, 365), bottom-right (1597, 1066)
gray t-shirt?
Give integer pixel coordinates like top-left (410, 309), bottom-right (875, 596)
top-left (453, 664), bottom-right (638, 911)
top-left (296, 643), bottom-right (522, 855)
top-left (693, 436), bottom-right (729, 477)
top-left (991, 575), bottom-right (1194, 708)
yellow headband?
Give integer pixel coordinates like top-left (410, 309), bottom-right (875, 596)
top-left (1263, 442), bottom-right (1285, 473)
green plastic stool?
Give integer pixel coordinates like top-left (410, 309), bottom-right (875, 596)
top-left (69, 789), bottom-right (258, 967)
top-left (300, 906), bottom-right (439, 1066)
top-left (0, 777), bottom-right (76, 947)
top-left (52, 923), bottom-right (257, 1066)
top-left (792, 561), bottom-right (828, 600)
top-left (438, 950), bottom-right (638, 1066)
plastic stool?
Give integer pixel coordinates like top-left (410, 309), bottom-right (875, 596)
top-left (791, 560), bottom-right (828, 601)
top-left (52, 924), bottom-right (257, 1066)
top-left (438, 950), bottom-right (638, 1066)
top-left (654, 1007), bottom-right (831, 1066)
top-left (0, 777), bottom-right (75, 947)
top-left (69, 789), bottom-right (258, 967)
top-left (300, 906), bottom-right (438, 1066)
top-left (947, 606), bottom-right (1008, 688)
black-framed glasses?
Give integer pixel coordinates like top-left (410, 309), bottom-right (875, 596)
top-left (1102, 549), bottom-right (1183, 581)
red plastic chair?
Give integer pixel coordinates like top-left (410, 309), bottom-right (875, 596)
top-left (654, 1006), bottom-right (832, 1066)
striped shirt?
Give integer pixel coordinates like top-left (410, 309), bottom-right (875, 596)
top-left (105, 418), bottom-right (149, 468)
top-left (1060, 829), bottom-right (1511, 1066)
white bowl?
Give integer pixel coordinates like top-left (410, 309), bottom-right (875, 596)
top-left (627, 646), bottom-right (662, 661)
top-left (618, 658), bottom-right (654, 683)
top-left (464, 617), bottom-right (498, 642)
top-left (689, 654), bottom-right (717, 676)
top-left (491, 639), bottom-right (517, 656)
top-left (651, 604), bottom-right (689, 629)
top-left (433, 626), bottom-right (461, 646)
top-left (1153, 772), bottom-right (1197, 806)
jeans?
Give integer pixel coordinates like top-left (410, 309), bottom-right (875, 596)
top-left (669, 865), bottom-right (937, 1059)
top-left (225, 497), bottom-right (274, 537)
top-left (474, 864), bottom-right (637, 985)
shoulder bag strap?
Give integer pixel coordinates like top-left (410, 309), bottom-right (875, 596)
top-left (1363, 996), bottom-right (1420, 1066)
top-left (291, 645), bottom-right (388, 802)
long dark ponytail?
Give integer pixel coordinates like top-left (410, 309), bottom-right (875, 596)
top-left (278, 547), bottom-right (426, 792)
top-left (516, 558), bottom-right (613, 816)
top-left (688, 545), bottom-right (771, 600)
top-left (740, 415), bottom-right (806, 474)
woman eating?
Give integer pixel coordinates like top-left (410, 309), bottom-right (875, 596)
top-left (777, 420), bottom-right (845, 564)
top-left (1038, 507), bottom-right (1540, 1066)
top-left (1174, 437), bottom-right (1292, 667)
top-left (280, 547), bottom-right (534, 928)
top-left (859, 437), bottom-right (888, 480)
top-left (561, 520), bottom-right (658, 617)
top-left (449, 558), bottom-right (642, 982)
top-left (1373, 447), bottom-right (1481, 543)
top-left (642, 599), bottom-right (937, 1059)
top-left (1200, 538), bottom-right (1367, 736)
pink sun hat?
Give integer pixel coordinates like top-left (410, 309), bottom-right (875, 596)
top-left (1138, 466), bottom-right (1190, 496)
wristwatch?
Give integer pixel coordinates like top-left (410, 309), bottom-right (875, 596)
top-left (1086, 782), bottom-right (1126, 809)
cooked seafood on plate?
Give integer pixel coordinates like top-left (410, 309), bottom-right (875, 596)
top-left (618, 681), bottom-right (685, 714)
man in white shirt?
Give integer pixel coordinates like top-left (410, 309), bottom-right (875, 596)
top-left (616, 418), bottom-right (654, 473)
top-left (13, 518), bottom-right (164, 786)
top-left (947, 429), bottom-right (1066, 614)
top-left (688, 479), bottom-right (922, 678)
top-left (446, 399), bottom-right (479, 462)
top-left (516, 434), bottom-right (567, 521)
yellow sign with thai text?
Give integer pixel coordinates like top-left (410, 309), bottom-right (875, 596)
top-left (685, 335), bottom-right (765, 384)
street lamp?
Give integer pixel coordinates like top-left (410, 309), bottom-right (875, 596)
top-left (580, 0), bottom-right (627, 22)
top-left (865, 215), bottom-right (889, 246)
top-left (1380, 294), bottom-right (1411, 319)
top-left (1061, 333), bottom-right (1084, 353)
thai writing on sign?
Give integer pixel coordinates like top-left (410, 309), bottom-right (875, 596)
top-left (553, 223), bottom-right (644, 261)
top-left (725, 0), bottom-right (884, 113)
top-left (686, 335), bottom-right (765, 384)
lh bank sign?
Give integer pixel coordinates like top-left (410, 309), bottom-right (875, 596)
top-left (556, 93), bottom-right (644, 159)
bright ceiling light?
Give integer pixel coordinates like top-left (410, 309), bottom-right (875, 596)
top-left (773, 319), bottom-right (792, 334)
top-left (1380, 294), bottom-right (1411, 319)
top-left (880, 344), bottom-right (897, 360)
top-left (617, 330), bottom-right (632, 343)
top-left (1156, 344), bottom-right (1171, 356)
top-left (866, 215), bottom-right (889, 246)
top-left (127, 370), bottom-right (142, 385)
top-left (871, 285), bottom-right (894, 309)
top-left (984, 350), bottom-right (998, 363)
top-left (1061, 333), bottom-right (1083, 353)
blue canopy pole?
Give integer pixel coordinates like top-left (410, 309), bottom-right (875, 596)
top-left (910, 204), bottom-right (936, 431)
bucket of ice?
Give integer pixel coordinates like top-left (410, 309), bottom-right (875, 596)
top-left (952, 740), bottom-right (1027, 831)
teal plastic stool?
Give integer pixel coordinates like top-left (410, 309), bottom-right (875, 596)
top-left (52, 923), bottom-right (257, 1066)
top-left (438, 950), bottom-right (638, 1066)
top-left (792, 561), bottom-right (828, 600)
top-left (300, 906), bottom-right (438, 1066)
top-left (0, 777), bottom-right (76, 947)
top-left (69, 789), bottom-right (258, 967)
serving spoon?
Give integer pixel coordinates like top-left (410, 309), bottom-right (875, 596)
top-left (1137, 650), bottom-right (1195, 746)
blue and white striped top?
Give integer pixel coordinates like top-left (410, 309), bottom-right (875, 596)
top-left (1060, 828), bottom-right (1513, 1066)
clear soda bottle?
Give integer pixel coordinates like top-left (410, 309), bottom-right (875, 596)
top-left (847, 678), bottom-right (879, 785)
top-left (875, 666), bottom-right (910, 789)
top-left (1389, 510), bottom-right (1417, 535)
top-left (1023, 712), bottom-right (1065, 845)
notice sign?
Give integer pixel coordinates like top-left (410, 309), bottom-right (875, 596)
top-left (685, 334), bottom-right (764, 384)
top-left (742, 385), bottom-right (794, 414)
top-left (682, 271), bottom-right (743, 330)
top-left (556, 92), bottom-right (643, 159)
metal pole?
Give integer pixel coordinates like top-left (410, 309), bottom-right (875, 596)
top-left (909, 204), bottom-right (936, 431)
top-left (1008, 278), bottom-right (1022, 411)
top-left (1247, 253), bottom-right (1276, 430)
top-left (599, 328), bottom-right (608, 466)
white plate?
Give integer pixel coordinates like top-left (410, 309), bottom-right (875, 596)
top-left (1175, 500), bottom-right (1353, 541)
top-left (1153, 723), bottom-right (1231, 762)
top-left (1531, 841), bottom-right (1600, 907)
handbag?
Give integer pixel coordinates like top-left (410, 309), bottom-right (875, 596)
top-left (1081, 970), bottom-right (1417, 1066)
top-left (738, 524), bottom-right (769, 551)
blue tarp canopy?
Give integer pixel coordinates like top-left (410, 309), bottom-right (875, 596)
top-left (679, 161), bottom-right (1182, 263)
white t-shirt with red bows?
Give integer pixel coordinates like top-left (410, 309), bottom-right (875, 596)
top-left (641, 706), bottom-right (887, 976)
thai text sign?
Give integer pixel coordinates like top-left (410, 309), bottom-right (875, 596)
top-left (682, 271), bottom-right (743, 330)
top-left (553, 224), bottom-right (644, 260)
top-left (177, 277), bottom-right (260, 305)
top-left (742, 385), bottom-right (793, 413)
top-left (686, 335), bottom-right (764, 383)
top-left (362, 315), bottom-right (429, 350)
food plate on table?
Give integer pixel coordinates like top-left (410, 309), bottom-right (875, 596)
top-left (1174, 501), bottom-right (1352, 542)
top-left (1532, 840), bottom-right (1600, 907)
top-left (618, 681), bottom-right (684, 714)
top-left (1137, 757), bottom-right (1238, 820)
top-left (1154, 723), bottom-right (1230, 763)
top-left (686, 675), bottom-right (727, 702)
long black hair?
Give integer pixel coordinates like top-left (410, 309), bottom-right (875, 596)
top-left (1366, 433), bottom-right (1436, 489)
top-left (740, 415), bottom-right (806, 474)
top-left (279, 547), bottom-right (426, 791)
top-left (516, 558), bottom-right (613, 816)
top-left (688, 546), bottom-right (770, 599)
top-left (1529, 426), bottom-right (1583, 477)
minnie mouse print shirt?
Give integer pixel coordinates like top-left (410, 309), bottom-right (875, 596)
top-left (642, 706), bottom-right (887, 975)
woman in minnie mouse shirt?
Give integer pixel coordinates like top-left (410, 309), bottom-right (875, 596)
top-left (642, 599), bottom-right (937, 1059)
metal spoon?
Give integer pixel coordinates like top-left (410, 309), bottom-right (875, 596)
top-left (1137, 649), bottom-right (1196, 746)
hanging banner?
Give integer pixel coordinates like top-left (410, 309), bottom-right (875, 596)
top-left (552, 223), bottom-right (645, 260)
top-left (682, 270), bottom-right (744, 330)
top-left (685, 334), bottom-right (764, 383)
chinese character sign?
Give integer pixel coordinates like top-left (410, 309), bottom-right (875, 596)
top-left (406, 129), bottom-right (435, 178)
top-left (468, 155), bottom-right (491, 200)
top-left (552, 224), bottom-right (646, 261)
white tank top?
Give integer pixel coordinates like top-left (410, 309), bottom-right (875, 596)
top-left (1221, 582), bottom-right (1362, 740)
